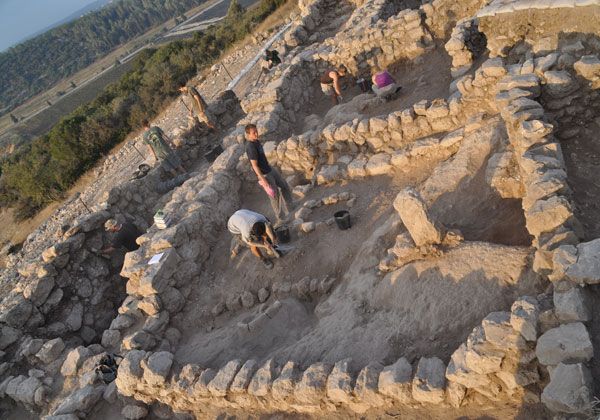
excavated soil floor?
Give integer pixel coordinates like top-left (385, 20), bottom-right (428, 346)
top-left (174, 126), bottom-right (544, 368)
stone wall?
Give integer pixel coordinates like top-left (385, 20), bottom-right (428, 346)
top-left (477, 1), bottom-right (600, 57)
top-left (422, 0), bottom-right (489, 39)
top-left (113, 296), bottom-right (546, 416)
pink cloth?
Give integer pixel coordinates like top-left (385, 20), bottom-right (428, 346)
top-left (374, 71), bottom-right (395, 88)
top-left (259, 179), bottom-right (276, 197)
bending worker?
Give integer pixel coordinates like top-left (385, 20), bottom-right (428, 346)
top-left (320, 64), bottom-right (347, 105)
top-left (142, 120), bottom-right (186, 177)
top-left (228, 209), bottom-right (280, 269)
top-left (178, 82), bottom-right (217, 131)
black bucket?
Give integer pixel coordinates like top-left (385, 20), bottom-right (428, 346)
top-left (204, 145), bottom-right (224, 163)
top-left (275, 226), bottom-right (291, 243)
top-left (356, 78), bottom-right (370, 93)
top-left (334, 210), bottom-right (351, 230)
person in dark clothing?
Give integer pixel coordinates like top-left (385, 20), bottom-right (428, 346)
top-left (101, 219), bottom-right (141, 253)
top-left (320, 65), bottom-right (347, 105)
top-left (245, 124), bottom-right (294, 224)
top-left (265, 49), bottom-right (281, 69)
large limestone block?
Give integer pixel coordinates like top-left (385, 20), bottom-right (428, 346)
top-left (208, 359), bottom-right (242, 397)
top-left (554, 287), bottom-right (591, 322)
top-left (412, 357), bottom-right (446, 404)
top-left (446, 344), bottom-right (490, 389)
top-left (137, 248), bottom-right (181, 296)
top-left (230, 359), bottom-right (258, 394)
top-left (536, 323), bottom-right (593, 366)
top-left (541, 363), bottom-right (593, 414)
top-left (36, 338), bottom-right (65, 364)
top-left (353, 362), bottom-right (384, 407)
top-left (142, 351), bottom-right (173, 386)
top-left (378, 358), bottom-right (412, 403)
top-left (272, 361), bottom-right (299, 401)
top-left (53, 384), bottom-right (105, 416)
top-left (482, 312), bottom-right (527, 350)
top-left (464, 344), bottom-right (504, 374)
top-left (248, 359), bottom-right (276, 397)
top-left (393, 188), bottom-right (443, 246)
top-left (115, 350), bottom-right (146, 396)
top-left (510, 296), bottom-right (539, 342)
top-left (326, 359), bottom-right (354, 404)
top-left (191, 368), bottom-right (216, 397)
top-left (23, 276), bottom-right (55, 306)
top-left (0, 292), bottom-right (33, 328)
top-left (543, 71), bottom-right (579, 98)
top-left (60, 346), bottom-right (92, 376)
top-left (485, 152), bottom-right (523, 199)
top-left (365, 153), bottom-right (392, 176)
top-left (294, 362), bottom-right (332, 404)
top-left (573, 55), bottom-right (600, 80)
top-left (564, 239), bottom-right (600, 284)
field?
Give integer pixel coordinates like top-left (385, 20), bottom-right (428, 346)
top-left (0, 0), bottom-right (225, 151)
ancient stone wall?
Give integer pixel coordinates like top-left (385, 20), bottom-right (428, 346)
top-left (477, 1), bottom-right (600, 57)
top-left (113, 296), bottom-right (545, 415)
top-left (421, 0), bottom-right (489, 40)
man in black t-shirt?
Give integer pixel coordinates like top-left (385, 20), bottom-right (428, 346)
top-left (245, 124), bottom-right (294, 224)
top-left (101, 219), bottom-right (141, 254)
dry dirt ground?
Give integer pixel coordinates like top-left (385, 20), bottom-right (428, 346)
top-left (173, 125), bottom-right (544, 372)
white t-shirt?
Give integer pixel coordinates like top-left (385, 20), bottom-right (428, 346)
top-left (227, 209), bottom-right (268, 242)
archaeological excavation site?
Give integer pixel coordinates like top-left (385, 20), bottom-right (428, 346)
top-left (2, 0), bottom-right (600, 418)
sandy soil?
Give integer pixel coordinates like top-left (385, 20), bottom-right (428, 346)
top-left (174, 128), bottom-right (544, 369)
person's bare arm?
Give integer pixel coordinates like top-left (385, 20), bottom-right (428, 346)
top-left (265, 224), bottom-right (277, 245)
top-left (250, 160), bottom-right (267, 183)
top-left (332, 72), bottom-right (342, 96)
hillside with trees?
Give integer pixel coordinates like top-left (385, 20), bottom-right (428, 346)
top-left (0, 0), bottom-right (286, 219)
top-left (0, 0), bottom-right (207, 114)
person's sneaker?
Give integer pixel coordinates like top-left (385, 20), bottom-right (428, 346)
top-left (261, 258), bottom-right (274, 269)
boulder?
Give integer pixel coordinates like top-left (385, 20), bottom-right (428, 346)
top-left (553, 287), bottom-right (591, 322)
top-left (0, 292), bottom-right (33, 328)
top-left (101, 330), bottom-right (121, 349)
top-left (271, 361), bottom-right (299, 400)
top-left (115, 350), bottom-right (145, 396)
top-left (536, 323), bottom-right (593, 366)
top-left (0, 326), bottom-right (22, 350)
top-left (61, 347), bottom-right (92, 377)
top-left (510, 296), bottom-right (539, 342)
top-left (543, 71), bottom-right (579, 98)
top-left (122, 405), bottom-right (148, 419)
top-left (365, 154), bottom-right (392, 176)
top-left (138, 295), bottom-right (161, 316)
top-left (378, 358), bottom-right (412, 403)
top-left (36, 338), bottom-right (65, 364)
top-left (573, 55), bottom-right (600, 80)
top-left (23, 277), bottom-right (55, 306)
top-left (446, 344), bottom-right (490, 389)
top-left (248, 359), bottom-right (276, 397)
top-left (564, 239), bottom-right (600, 284)
top-left (541, 363), bottom-right (593, 414)
top-left (241, 291), bottom-right (256, 309)
top-left (353, 362), bottom-right (384, 407)
top-left (65, 303), bottom-right (84, 332)
top-left (230, 359), bottom-right (258, 393)
top-left (257, 288), bottom-right (270, 303)
top-left (53, 384), bottom-right (105, 415)
top-left (393, 188), bottom-right (443, 246)
top-left (208, 359), bottom-right (242, 397)
top-left (481, 312), bottom-right (527, 350)
top-left (326, 358), bottom-right (354, 404)
top-left (142, 351), bottom-right (173, 386)
top-left (412, 357), bottom-right (446, 404)
top-left (294, 362), bottom-right (332, 404)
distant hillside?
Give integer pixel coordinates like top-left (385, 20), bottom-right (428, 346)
top-left (0, 0), bottom-right (205, 115)
top-left (17, 0), bottom-right (113, 45)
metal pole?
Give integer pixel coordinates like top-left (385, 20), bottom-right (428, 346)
top-left (221, 63), bottom-right (234, 81)
top-left (132, 142), bottom-right (146, 160)
top-left (79, 196), bottom-right (92, 214)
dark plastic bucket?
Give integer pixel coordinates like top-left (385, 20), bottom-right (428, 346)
top-left (334, 210), bottom-right (351, 230)
top-left (356, 78), bottom-right (370, 93)
top-left (275, 226), bottom-right (290, 243)
top-left (204, 145), bottom-right (223, 163)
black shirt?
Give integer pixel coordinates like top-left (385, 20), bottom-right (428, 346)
top-left (245, 140), bottom-right (271, 175)
top-left (111, 222), bottom-right (141, 252)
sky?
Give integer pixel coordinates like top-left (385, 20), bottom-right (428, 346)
top-left (0, 0), bottom-right (100, 51)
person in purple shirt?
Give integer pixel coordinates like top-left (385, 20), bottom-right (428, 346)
top-left (371, 68), bottom-right (402, 99)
